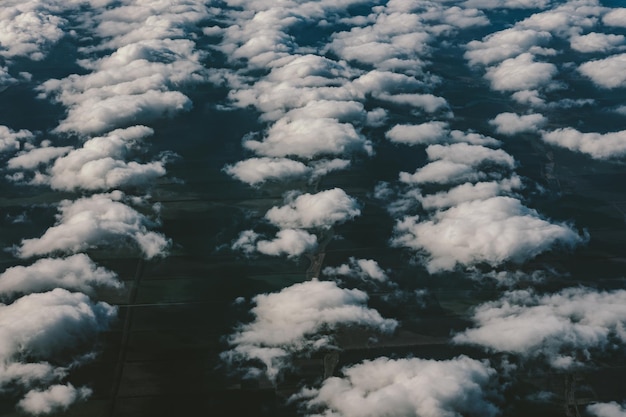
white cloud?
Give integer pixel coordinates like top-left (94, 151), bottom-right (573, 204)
top-left (244, 117), bottom-right (372, 159)
top-left (265, 188), bottom-right (361, 229)
top-left (603, 8), bottom-right (626, 27)
top-left (222, 279), bottom-right (397, 381)
top-left (464, 0), bottom-right (549, 9)
top-left (570, 32), bottom-right (625, 53)
top-left (323, 257), bottom-right (389, 282)
top-left (385, 122), bottom-right (449, 145)
top-left (374, 92), bottom-right (448, 113)
top-left (256, 229), bottom-right (318, 258)
top-left (18, 384), bottom-right (91, 416)
top-left (465, 29), bottom-right (552, 66)
top-left (0, 254), bottom-right (120, 299)
top-left (0, 125), bottom-right (34, 153)
top-left (18, 192), bottom-right (170, 259)
top-left (0, 288), bottom-right (115, 402)
top-left (541, 127), bottom-right (626, 159)
top-left (391, 197), bottom-right (583, 272)
top-left (454, 287), bottom-right (626, 368)
top-left (295, 355), bottom-right (498, 417)
top-left (8, 146), bottom-right (72, 170)
top-left (400, 160), bottom-right (487, 185)
top-left (0, 8), bottom-right (66, 61)
top-left (485, 53), bottom-right (557, 91)
top-left (418, 177), bottom-right (523, 210)
top-left (579, 53), bottom-right (626, 89)
top-left (489, 112), bottom-right (547, 135)
top-left (426, 143), bottom-right (516, 168)
top-left (225, 157), bottom-right (311, 185)
top-left (588, 402), bottom-right (626, 417)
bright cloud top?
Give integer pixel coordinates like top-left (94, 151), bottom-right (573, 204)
top-left (222, 279), bottom-right (397, 381)
top-left (454, 287), bottom-right (626, 368)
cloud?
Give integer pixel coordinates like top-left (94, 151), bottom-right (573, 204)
top-left (222, 279), bottom-right (397, 381)
top-left (385, 122), bottom-right (449, 145)
top-left (400, 160), bottom-right (487, 185)
top-left (373, 93), bottom-right (449, 113)
top-left (323, 257), bottom-right (389, 282)
top-left (38, 39), bottom-right (205, 134)
top-left (454, 287), bottom-right (626, 368)
top-left (489, 112), bottom-right (547, 135)
top-left (0, 254), bottom-right (121, 299)
top-left (485, 53), bottom-right (557, 91)
top-left (570, 32), bottom-right (625, 53)
top-left (579, 53), bottom-right (626, 89)
top-left (0, 125), bottom-right (34, 153)
top-left (257, 229), bottom-right (319, 257)
top-left (0, 288), bottom-right (115, 405)
top-left (391, 197), bottom-right (583, 272)
top-left (588, 402), bottom-right (626, 417)
top-left (244, 117), bottom-right (372, 159)
top-left (464, 0), bottom-right (549, 9)
top-left (225, 157), bottom-right (311, 185)
top-left (295, 355), bottom-right (498, 417)
top-left (7, 145), bottom-right (72, 170)
top-left (17, 384), bottom-right (92, 416)
top-left (603, 8), bottom-right (626, 27)
top-left (465, 29), bottom-right (552, 66)
top-left (418, 177), bottom-right (523, 210)
top-left (541, 127), bottom-right (626, 159)
top-left (18, 191), bottom-right (170, 259)
top-left (15, 126), bottom-right (168, 191)
top-left (265, 188), bottom-right (361, 229)
top-left (0, 7), bottom-right (66, 61)
top-left (426, 143), bottom-right (515, 168)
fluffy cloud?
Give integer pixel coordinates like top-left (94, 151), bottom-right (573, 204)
top-left (400, 160), bottom-right (487, 185)
top-left (489, 112), bottom-right (547, 135)
top-left (18, 384), bottom-right (91, 416)
top-left (570, 32), bottom-right (625, 53)
top-left (257, 229), bottom-right (319, 257)
top-left (265, 188), bottom-right (361, 229)
top-left (244, 117), bottom-right (372, 159)
top-left (588, 402), bottom-right (626, 417)
top-left (579, 53), bottom-right (626, 89)
top-left (225, 157), bottom-right (311, 185)
top-left (0, 288), bottom-right (115, 406)
top-left (465, 29), bottom-right (552, 66)
top-left (392, 197), bottom-right (583, 272)
top-left (603, 8), bottom-right (626, 27)
top-left (418, 177), bottom-right (523, 210)
top-left (454, 287), bottom-right (626, 368)
top-left (0, 254), bottom-right (120, 299)
top-left (373, 93), bottom-right (449, 113)
top-left (464, 0), bottom-right (549, 9)
top-left (18, 192), bottom-right (170, 259)
top-left (0, 7), bottom-right (66, 61)
top-left (485, 53), bottom-right (557, 91)
top-left (222, 280), bottom-right (397, 381)
top-left (385, 122), bottom-right (449, 145)
top-left (541, 127), bottom-right (626, 159)
top-left (323, 257), bottom-right (389, 282)
top-left (0, 125), bottom-right (34, 153)
top-left (295, 355), bottom-right (498, 417)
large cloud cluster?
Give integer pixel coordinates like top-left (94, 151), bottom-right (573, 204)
top-left (222, 279), bottom-right (397, 381)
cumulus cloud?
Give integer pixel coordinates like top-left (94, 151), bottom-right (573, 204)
top-left (391, 197), bottom-right (583, 272)
top-left (464, 0), bottom-right (549, 9)
top-left (18, 384), bottom-right (92, 416)
top-left (541, 127), bottom-right (626, 159)
top-left (489, 112), bottom-right (547, 135)
top-left (485, 53), bottom-right (557, 91)
top-left (18, 191), bottom-right (170, 259)
top-left (418, 177), bottom-right (523, 210)
top-left (222, 280), bottom-right (397, 381)
top-left (265, 188), bottom-right (361, 229)
top-left (295, 355), bottom-right (498, 417)
top-left (257, 229), bottom-right (319, 257)
top-left (0, 288), bottom-right (115, 406)
top-left (39, 39), bottom-right (205, 134)
top-left (225, 157), bottom-right (311, 185)
top-left (244, 117), bottom-right (372, 159)
top-left (603, 8), bottom-right (626, 27)
top-left (323, 257), bottom-right (389, 282)
top-left (374, 93), bottom-right (449, 113)
top-left (570, 32), bottom-right (625, 53)
top-left (0, 254), bottom-right (120, 299)
top-left (579, 53), bottom-right (626, 89)
top-left (465, 29), bottom-right (552, 66)
top-left (385, 122), bottom-right (449, 145)
top-left (454, 287), bottom-right (626, 368)
top-left (0, 125), bottom-right (34, 153)
top-left (588, 402), bottom-right (626, 417)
